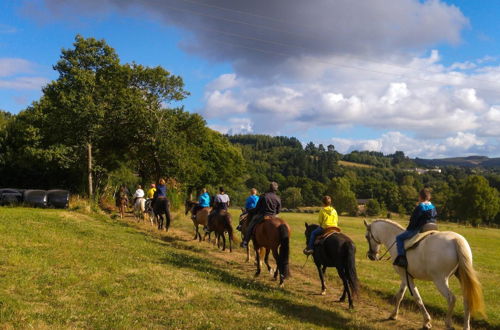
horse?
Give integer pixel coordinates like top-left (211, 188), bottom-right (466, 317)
top-left (153, 197), bottom-right (172, 231)
top-left (145, 199), bottom-right (156, 227)
top-left (116, 196), bottom-right (128, 219)
top-left (239, 210), bottom-right (266, 264)
top-left (207, 209), bottom-right (234, 252)
top-left (185, 200), bottom-right (210, 241)
top-left (304, 223), bottom-right (360, 309)
top-left (364, 219), bottom-right (485, 330)
top-left (133, 197), bottom-right (147, 222)
top-left (249, 215), bottom-right (291, 287)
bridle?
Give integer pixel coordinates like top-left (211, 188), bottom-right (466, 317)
top-left (365, 225), bottom-right (395, 261)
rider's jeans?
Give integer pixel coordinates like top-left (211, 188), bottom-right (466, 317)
top-left (396, 229), bottom-right (420, 256)
top-left (308, 227), bottom-right (324, 250)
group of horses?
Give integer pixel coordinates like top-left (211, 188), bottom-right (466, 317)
top-left (182, 201), bottom-right (484, 330)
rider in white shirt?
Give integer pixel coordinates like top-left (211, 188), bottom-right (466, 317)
top-left (133, 185), bottom-right (145, 203)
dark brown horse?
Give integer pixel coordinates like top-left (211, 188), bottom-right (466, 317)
top-left (207, 209), bottom-right (234, 252)
top-left (153, 197), bottom-right (171, 231)
top-left (185, 200), bottom-right (210, 241)
top-left (247, 215), bottom-right (291, 287)
top-left (304, 223), bottom-right (360, 308)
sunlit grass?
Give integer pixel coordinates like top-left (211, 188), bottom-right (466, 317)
top-left (0, 207), bottom-right (497, 329)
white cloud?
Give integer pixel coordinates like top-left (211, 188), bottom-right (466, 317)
top-left (0, 58), bottom-right (47, 91)
top-left (330, 131), bottom-right (489, 158)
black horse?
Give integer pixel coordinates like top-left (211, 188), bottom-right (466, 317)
top-left (304, 223), bottom-right (360, 308)
top-left (153, 197), bottom-right (171, 231)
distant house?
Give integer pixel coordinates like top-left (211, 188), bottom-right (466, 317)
top-left (403, 167), bottom-right (441, 175)
top-left (357, 199), bottom-right (369, 205)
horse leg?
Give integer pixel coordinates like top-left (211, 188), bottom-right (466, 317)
top-left (245, 245), bottom-right (250, 263)
top-left (264, 248), bottom-right (273, 275)
top-left (317, 263), bottom-right (327, 295)
top-left (407, 278), bottom-right (432, 329)
top-left (254, 246), bottom-right (261, 277)
top-left (389, 281), bottom-right (407, 320)
top-left (340, 267), bottom-right (354, 309)
top-left (222, 232), bottom-right (226, 251)
top-left (193, 222), bottom-right (198, 240)
top-left (335, 267), bottom-right (347, 302)
top-left (271, 248), bottom-right (279, 281)
top-left (228, 231), bottom-right (232, 252)
top-left (434, 277), bottom-right (456, 330)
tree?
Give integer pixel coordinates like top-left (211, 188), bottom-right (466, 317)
top-left (326, 177), bottom-right (358, 215)
top-left (453, 175), bottom-right (500, 226)
top-left (366, 199), bottom-right (381, 216)
top-left (281, 187), bottom-right (303, 208)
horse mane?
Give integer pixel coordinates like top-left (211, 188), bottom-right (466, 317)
top-left (371, 218), bottom-right (405, 230)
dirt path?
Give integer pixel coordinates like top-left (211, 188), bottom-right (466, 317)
top-left (118, 212), bottom-right (480, 330)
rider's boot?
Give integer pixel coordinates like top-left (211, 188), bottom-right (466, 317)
top-left (303, 248), bottom-right (314, 255)
top-left (393, 255), bottom-right (408, 267)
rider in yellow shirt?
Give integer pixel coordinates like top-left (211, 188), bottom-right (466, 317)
top-left (147, 183), bottom-right (156, 199)
top-left (304, 196), bottom-right (338, 255)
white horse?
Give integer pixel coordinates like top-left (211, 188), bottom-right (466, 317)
top-left (364, 219), bottom-right (485, 330)
top-left (133, 197), bottom-right (147, 222)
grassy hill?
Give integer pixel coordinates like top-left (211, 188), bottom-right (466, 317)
top-left (0, 208), bottom-right (497, 329)
top-left (415, 156), bottom-right (500, 168)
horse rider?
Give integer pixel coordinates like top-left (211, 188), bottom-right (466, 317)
top-left (303, 195), bottom-right (338, 255)
top-left (237, 188), bottom-right (260, 231)
top-left (153, 178), bottom-right (172, 220)
top-left (205, 187), bottom-right (230, 232)
top-left (133, 185), bottom-right (145, 204)
top-left (245, 188), bottom-right (260, 212)
top-left (241, 182), bottom-right (281, 249)
top-left (147, 183), bottom-right (156, 200)
top-left (191, 188), bottom-right (210, 219)
top-left (393, 188), bottom-right (437, 268)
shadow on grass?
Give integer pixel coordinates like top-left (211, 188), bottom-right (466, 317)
top-left (368, 287), bottom-right (492, 329)
top-left (160, 250), bottom-right (372, 329)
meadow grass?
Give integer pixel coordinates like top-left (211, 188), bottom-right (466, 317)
top-left (0, 207), bottom-right (497, 329)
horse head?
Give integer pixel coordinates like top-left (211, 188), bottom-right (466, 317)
top-left (184, 200), bottom-right (193, 215)
top-left (304, 222), bottom-right (319, 248)
top-left (364, 219), bottom-right (381, 261)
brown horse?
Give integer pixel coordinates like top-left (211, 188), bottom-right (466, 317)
top-left (248, 215), bottom-right (291, 287)
top-left (239, 210), bottom-right (266, 264)
top-left (185, 200), bottom-right (210, 241)
top-left (207, 209), bottom-right (234, 252)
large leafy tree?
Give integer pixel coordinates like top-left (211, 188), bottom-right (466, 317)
top-left (326, 177), bottom-right (358, 215)
top-left (453, 175), bottom-right (500, 225)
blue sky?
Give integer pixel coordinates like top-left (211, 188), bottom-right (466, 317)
top-left (2, 0), bottom-right (500, 158)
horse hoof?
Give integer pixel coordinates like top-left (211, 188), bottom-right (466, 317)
top-left (388, 314), bottom-right (397, 320)
top-left (422, 323), bottom-right (432, 330)
top-left (348, 304), bottom-right (354, 309)
top-left (321, 290), bottom-right (326, 296)
top-left (279, 283), bottom-right (284, 288)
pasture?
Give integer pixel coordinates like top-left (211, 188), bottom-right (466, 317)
top-left (0, 207), bottom-right (497, 329)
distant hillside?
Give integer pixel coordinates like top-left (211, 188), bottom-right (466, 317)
top-left (415, 156), bottom-right (500, 168)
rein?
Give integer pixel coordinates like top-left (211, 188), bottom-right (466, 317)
top-left (367, 227), bottom-right (395, 261)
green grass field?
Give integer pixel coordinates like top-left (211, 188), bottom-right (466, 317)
top-left (338, 161), bottom-right (375, 168)
top-left (0, 207), bottom-right (497, 329)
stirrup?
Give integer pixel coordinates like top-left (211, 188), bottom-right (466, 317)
top-left (303, 248), bottom-right (314, 256)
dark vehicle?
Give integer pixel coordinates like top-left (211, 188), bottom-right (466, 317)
top-left (47, 190), bottom-right (70, 209)
top-left (0, 188), bottom-right (23, 205)
top-left (23, 190), bottom-right (48, 208)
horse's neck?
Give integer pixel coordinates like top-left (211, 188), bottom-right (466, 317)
top-left (375, 222), bottom-right (403, 248)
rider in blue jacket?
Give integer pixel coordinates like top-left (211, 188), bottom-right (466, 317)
top-left (245, 188), bottom-right (259, 211)
top-left (393, 188), bottom-right (437, 267)
top-left (191, 188), bottom-right (210, 219)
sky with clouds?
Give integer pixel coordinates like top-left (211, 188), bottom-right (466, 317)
top-left (1, 0), bottom-right (500, 158)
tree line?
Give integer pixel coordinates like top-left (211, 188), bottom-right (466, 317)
top-left (1, 35), bottom-right (499, 225)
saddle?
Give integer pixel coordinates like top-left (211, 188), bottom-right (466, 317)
top-left (314, 226), bottom-right (341, 246)
top-left (404, 230), bottom-right (438, 250)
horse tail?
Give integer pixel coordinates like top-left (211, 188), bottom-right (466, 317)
top-left (455, 236), bottom-right (485, 318)
top-left (278, 224), bottom-right (290, 279)
top-left (224, 213), bottom-right (234, 242)
top-left (345, 241), bottom-right (360, 297)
